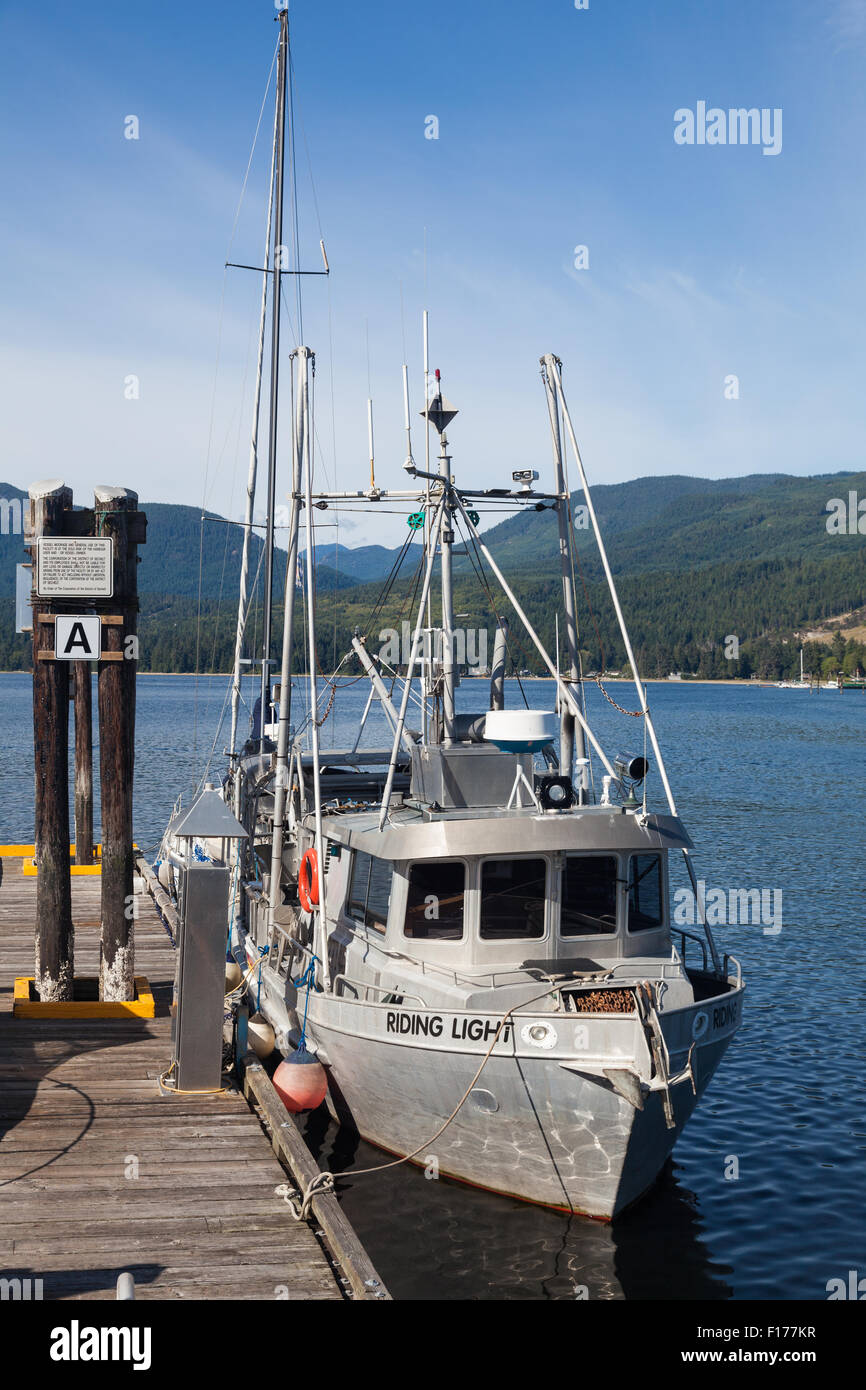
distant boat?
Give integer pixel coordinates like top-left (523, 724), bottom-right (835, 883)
top-left (776, 648), bottom-right (810, 689)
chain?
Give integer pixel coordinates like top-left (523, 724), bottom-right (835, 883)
top-left (594, 674), bottom-right (645, 718)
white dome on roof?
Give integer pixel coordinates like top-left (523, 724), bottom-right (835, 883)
top-left (483, 709), bottom-right (557, 752)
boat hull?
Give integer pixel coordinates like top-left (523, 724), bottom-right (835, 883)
top-left (302, 989), bottom-right (742, 1220)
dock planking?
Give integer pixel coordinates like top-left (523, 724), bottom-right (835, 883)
top-left (0, 859), bottom-right (346, 1300)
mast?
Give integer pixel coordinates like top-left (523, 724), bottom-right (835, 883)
top-left (259, 5), bottom-right (289, 747)
top-left (541, 354), bottom-right (587, 788)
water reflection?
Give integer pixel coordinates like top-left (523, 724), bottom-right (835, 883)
top-left (301, 1110), bottom-right (732, 1300)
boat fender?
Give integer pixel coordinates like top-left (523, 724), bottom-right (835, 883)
top-left (298, 848), bottom-right (319, 913)
top-left (274, 1049), bottom-right (328, 1112)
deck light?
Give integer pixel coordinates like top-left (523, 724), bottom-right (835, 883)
top-left (614, 753), bottom-right (649, 784)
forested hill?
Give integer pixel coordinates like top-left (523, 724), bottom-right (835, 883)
top-left (1, 470), bottom-right (864, 678)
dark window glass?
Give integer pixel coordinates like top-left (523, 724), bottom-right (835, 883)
top-left (561, 856), bottom-right (618, 936)
top-left (366, 855), bottom-right (392, 928)
top-left (347, 851), bottom-right (391, 932)
top-left (347, 852), bottom-right (370, 922)
top-left (404, 861), bottom-right (465, 939)
top-left (480, 858), bottom-right (546, 939)
top-left (628, 854), bottom-right (664, 932)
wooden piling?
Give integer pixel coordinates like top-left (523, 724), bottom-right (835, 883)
top-left (96, 487), bottom-right (145, 1002)
top-left (73, 662), bottom-right (94, 866)
top-left (28, 480), bottom-right (75, 1002)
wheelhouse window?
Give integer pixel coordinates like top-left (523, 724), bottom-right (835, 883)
top-left (404, 861), bottom-right (465, 940)
top-left (560, 855), bottom-right (618, 936)
top-left (347, 851), bottom-right (391, 932)
top-left (480, 858), bottom-right (546, 940)
top-left (627, 854), bottom-right (664, 933)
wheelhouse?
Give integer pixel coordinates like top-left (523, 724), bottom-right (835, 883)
top-left (326, 841), bottom-right (672, 969)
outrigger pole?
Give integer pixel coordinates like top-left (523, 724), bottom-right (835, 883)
top-left (543, 356), bottom-right (721, 972)
top-left (267, 345), bottom-right (307, 943)
top-left (299, 350), bottom-right (332, 990)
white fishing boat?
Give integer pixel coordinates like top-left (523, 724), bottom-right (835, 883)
top-left (160, 10), bottom-right (744, 1220)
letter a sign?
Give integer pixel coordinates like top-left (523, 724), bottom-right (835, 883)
top-left (54, 614), bottom-right (101, 661)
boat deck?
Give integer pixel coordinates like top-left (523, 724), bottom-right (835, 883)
top-left (0, 856), bottom-right (364, 1301)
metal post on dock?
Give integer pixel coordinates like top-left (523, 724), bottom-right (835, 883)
top-left (95, 486), bottom-right (145, 1002)
top-left (169, 788), bottom-right (247, 1092)
top-left (28, 480), bottom-right (75, 1002)
top-left (73, 661), bottom-right (94, 865)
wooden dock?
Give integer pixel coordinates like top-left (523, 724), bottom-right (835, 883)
top-left (0, 856), bottom-right (385, 1301)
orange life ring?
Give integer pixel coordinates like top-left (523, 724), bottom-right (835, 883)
top-left (298, 848), bottom-right (319, 912)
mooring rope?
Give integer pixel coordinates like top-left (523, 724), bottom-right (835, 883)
top-left (274, 979), bottom-right (566, 1219)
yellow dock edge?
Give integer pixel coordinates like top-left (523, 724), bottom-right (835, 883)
top-left (12, 975), bottom-right (155, 1019)
top-left (1, 843), bottom-right (105, 858)
top-left (9, 844), bottom-right (139, 876)
top-left (22, 858), bottom-right (101, 876)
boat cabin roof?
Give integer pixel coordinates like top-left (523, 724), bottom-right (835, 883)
top-left (317, 804), bottom-right (693, 861)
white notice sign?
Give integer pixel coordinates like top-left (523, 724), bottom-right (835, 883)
top-left (54, 615), bottom-right (101, 661)
top-left (36, 537), bottom-right (113, 597)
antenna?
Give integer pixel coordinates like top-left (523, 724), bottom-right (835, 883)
top-left (402, 364), bottom-right (415, 469)
top-left (367, 397), bottom-right (376, 491)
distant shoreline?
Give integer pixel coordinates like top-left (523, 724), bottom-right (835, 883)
top-left (0, 669), bottom-right (781, 686)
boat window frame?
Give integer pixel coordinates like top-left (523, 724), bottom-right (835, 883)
top-left (557, 851), bottom-right (621, 940)
top-left (345, 848), bottom-right (391, 935)
top-left (625, 851), bottom-right (666, 934)
top-left (476, 853), bottom-right (550, 943)
top-left (402, 857), bottom-right (469, 942)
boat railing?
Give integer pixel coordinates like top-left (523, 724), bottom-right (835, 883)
top-left (723, 953), bottom-right (742, 989)
top-left (673, 928), bottom-right (708, 972)
top-left (333, 974), bottom-right (426, 1007)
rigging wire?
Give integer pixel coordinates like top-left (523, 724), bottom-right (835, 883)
top-left (192, 39), bottom-right (280, 781)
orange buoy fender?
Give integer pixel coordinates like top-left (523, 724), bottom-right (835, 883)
top-left (298, 848), bottom-right (319, 913)
top-left (274, 1049), bottom-right (328, 1113)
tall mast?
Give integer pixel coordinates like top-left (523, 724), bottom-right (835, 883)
top-left (259, 6), bottom-right (289, 746)
top-left (541, 354), bottom-right (587, 786)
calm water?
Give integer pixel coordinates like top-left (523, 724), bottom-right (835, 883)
top-left (2, 672), bottom-right (864, 1300)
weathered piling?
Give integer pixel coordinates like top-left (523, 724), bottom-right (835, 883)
top-left (29, 480), bottom-right (75, 1002)
top-left (96, 486), bottom-right (146, 1002)
top-left (73, 661), bottom-right (94, 865)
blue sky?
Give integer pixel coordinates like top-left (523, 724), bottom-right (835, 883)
top-left (1, 0), bottom-right (864, 547)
